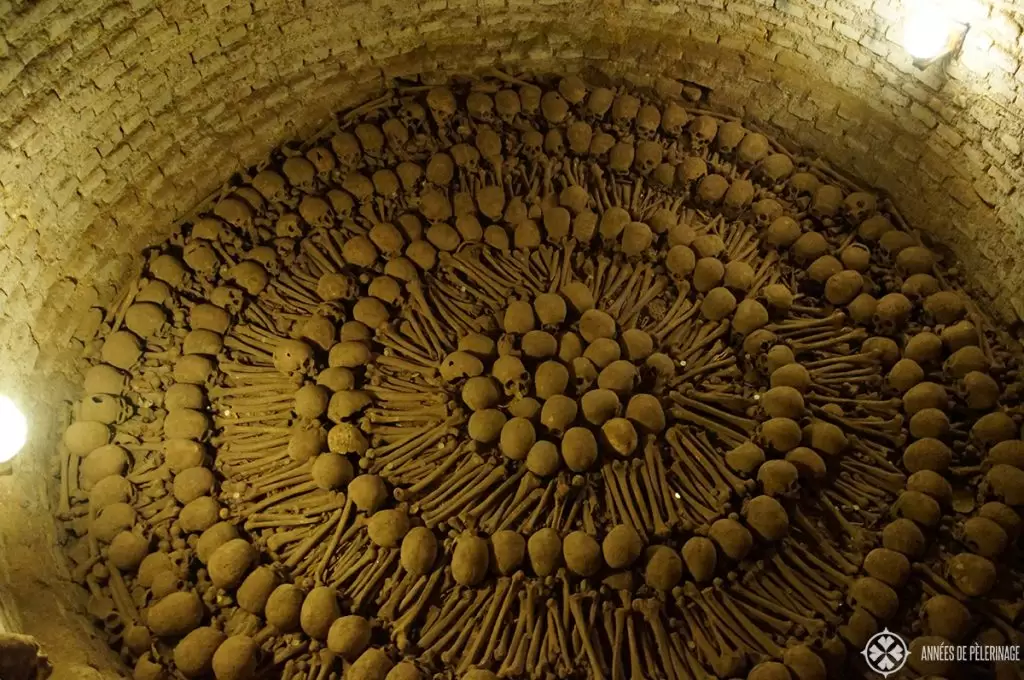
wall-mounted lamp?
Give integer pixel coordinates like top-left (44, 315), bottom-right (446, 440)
top-left (0, 395), bottom-right (28, 475)
top-left (903, 7), bottom-right (968, 67)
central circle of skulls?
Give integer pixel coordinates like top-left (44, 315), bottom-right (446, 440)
top-left (60, 73), bottom-right (1024, 680)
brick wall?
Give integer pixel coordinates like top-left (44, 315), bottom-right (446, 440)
top-left (0, 0), bottom-right (1022, 668)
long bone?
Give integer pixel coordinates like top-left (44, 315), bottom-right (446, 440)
top-left (349, 549), bottom-right (398, 610)
top-left (497, 488), bottom-right (545, 532)
top-left (669, 427), bottom-right (750, 498)
top-left (393, 567), bottom-right (445, 652)
top-left (419, 589), bottom-right (482, 654)
top-left (440, 592), bottom-right (492, 667)
top-left (422, 464), bottom-right (507, 527)
top-left (602, 464), bottom-right (645, 539)
top-left (633, 598), bottom-right (682, 680)
top-left (763, 554), bottom-right (843, 621)
top-left (521, 481), bottom-right (556, 534)
top-left (393, 440), bottom-right (465, 499)
top-left (687, 583), bottom-right (762, 663)
top-left (459, 574), bottom-right (520, 672)
top-left (790, 507), bottom-right (861, 574)
top-left (666, 464), bottom-right (722, 523)
top-left (570, 593), bottom-right (607, 680)
top-left (676, 593), bottom-right (742, 677)
top-left (715, 587), bottom-right (784, 657)
top-left (727, 570), bottom-right (825, 634)
top-left (613, 461), bottom-right (653, 535)
top-left (390, 439), bottom-right (464, 485)
top-left (839, 458), bottom-right (905, 493)
top-left (375, 425), bottom-right (460, 475)
top-left (624, 602), bottom-right (648, 680)
top-left (284, 507), bottom-right (344, 571)
top-left (412, 457), bottom-right (489, 514)
top-left (463, 467), bottom-right (527, 524)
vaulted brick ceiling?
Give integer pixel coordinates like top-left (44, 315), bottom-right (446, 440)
top-left (0, 0), bottom-right (1021, 669)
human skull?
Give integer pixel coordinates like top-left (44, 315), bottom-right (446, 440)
top-left (228, 260), bottom-right (269, 296)
top-left (299, 195), bottom-right (335, 230)
top-left (282, 156), bottom-right (318, 193)
top-left (571, 357), bottom-right (598, 393)
top-left (757, 459), bottom-right (800, 497)
top-left (844, 191), bottom-right (878, 224)
top-left (696, 174), bottom-right (730, 205)
top-left (558, 75), bottom-right (588, 105)
top-left (275, 213), bottom-right (305, 239)
top-left (250, 170), bottom-right (289, 204)
top-left (274, 237), bottom-right (297, 262)
top-left (716, 121), bottom-right (747, 157)
top-left (210, 285), bottom-right (245, 315)
top-left (150, 254), bottom-right (189, 289)
top-left (330, 132), bottom-right (363, 171)
top-left (305, 146), bottom-right (337, 176)
top-left (395, 162), bottom-right (424, 194)
top-left (677, 156), bottom-right (708, 190)
top-left (751, 198), bottom-right (784, 229)
top-left (585, 87), bottom-right (615, 121)
top-left (355, 123), bottom-right (385, 157)
top-left (372, 169), bottom-right (401, 198)
top-left (784, 172), bottom-right (821, 202)
top-left (342, 172), bottom-right (374, 203)
top-left (634, 141), bottom-right (663, 176)
top-left (521, 129), bottom-right (544, 160)
top-left (381, 119), bottom-right (410, 152)
top-left (492, 355), bottom-right (530, 398)
top-left (688, 116), bottom-right (718, 155)
top-left (517, 84), bottom-right (541, 116)
top-left (636, 105), bottom-right (661, 140)
top-left (246, 246), bottom-right (280, 277)
top-left (123, 301), bottom-right (167, 339)
top-left (737, 133), bottom-right (771, 166)
top-left (80, 394), bottom-right (133, 425)
top-left (608, 142), bottom-right (635, 174)
top-left (544, 130), bottom-right (566, 159)
top-left (189, 217), bottom-right (229, 243)
top-left (214, 196), bottom-right (256, 233)
top-left (475, 128), bottom-right (502, 159)
top-left (426, 86), bottom-right (457, 127)
top-left (611, 93), bottom-right (641, 134)
top-left (450, 144), bottom-right (481, 173)
top-left (660, 101), bottom-right (690, 138)
top-left (273, 339), bottom-right (317, 377)
top-left (810, 185), bottom-right (844, 222)
top-left (872, 293), bottom-right (912, 335)
top-left (327, 190), bottom-right (356, 220)
top-left (494, 89), bottom-right (521, 124)
top-left (235, 187), bottom-right (264, 214)
top-left (135, 279), bottom-right (174, 307)
top-left (466, 92), bottom-right (495, 123)
top-left (398, 99), bottom-right (428, 130)
top-left (723, 179), bottom-right (755, 216)
top-left (182, 241), bottom-right (220, 277)
top-left (757, 154), bottom-right (795, 187)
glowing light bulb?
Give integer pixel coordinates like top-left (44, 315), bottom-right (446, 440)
top-left (903, 11), bottom-right (953, 60)
top-left (0, 395), bottom-right (27, 463)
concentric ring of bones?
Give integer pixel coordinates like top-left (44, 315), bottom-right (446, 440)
top-left (60, 72), bottom-right (1024, 680)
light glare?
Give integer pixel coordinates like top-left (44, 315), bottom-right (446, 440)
top-left (903, 11), bottom-right (953, 60)
top-left (0, 395), bottom-right (28, 463)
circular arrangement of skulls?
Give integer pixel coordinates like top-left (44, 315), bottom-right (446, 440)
top-left (60, 72), bottom-right (1024, 680)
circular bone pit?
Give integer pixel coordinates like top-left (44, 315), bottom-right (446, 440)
top-left (58, 74), bottom-right (1024, 680)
